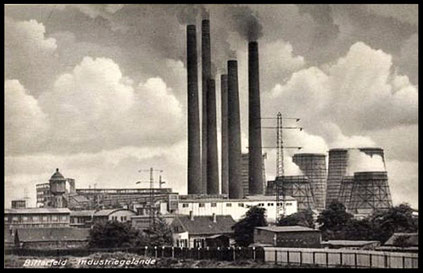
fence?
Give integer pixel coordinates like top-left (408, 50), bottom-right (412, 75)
top-left (263, 247), bottom-right (419, 268)
top-left (5, 246), bottom-right (265, 262)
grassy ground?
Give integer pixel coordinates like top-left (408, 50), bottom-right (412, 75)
top-left (4, 252), bottom-right (317, 268)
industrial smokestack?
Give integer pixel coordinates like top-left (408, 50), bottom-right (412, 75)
top-left (187, 25), bottom-right (202, 195)
top-left (201, 19), bottom-right (212, 194)
top-left (207, 79), bottom-right (219, 194)
top-left (220, 74), bottom-right (229, 195)
top-left (227, 60), bottom-right (243, 199)
top-left (248, 41), bottom-right (264, 195)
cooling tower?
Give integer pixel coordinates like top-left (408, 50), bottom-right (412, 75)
top-left (221, 74), bottom-right (229, 195)
top-left (349, 171), bottom-right (393, 215)
top-left (187, 25), bottom-right (202, 194)
top-left (325, 148), bottom-right (348, 208)
top-left (206, 79), bottom-right (219, 194)
top-left (248, 41), bottom-right (264, 195)
top-left (267, 175), bottom-right (315, 211)
top-left (338, 176), bottom-right (354, 211)
top-left (292, 153), bottom-right (327, 211)
top-left (227, 60), bottom-right (243, 199)
top-left (201, 19), bottom-right (212, 194)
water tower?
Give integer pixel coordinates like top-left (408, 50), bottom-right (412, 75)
top-left (49, 168), bottom-right (67, 208)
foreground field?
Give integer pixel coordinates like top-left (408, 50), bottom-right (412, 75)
top-left (4, 252), bottom-right (312, 268)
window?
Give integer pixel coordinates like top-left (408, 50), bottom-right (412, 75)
top-left (51, 216), bottom-right (58, 221)
top-left (22, 216), bottom-right (29, 222)
top-left (4, 217), bottom-right (8, 222)
top-left (199, 203), bottom-right (205, 208)
top-left (182, 203), bottom-right (189, 208)
top-left (211, 203), bottom-right (217, 207)
top-left (43, 216), bottom-right (48, 221)
top-left (226, 203), bottom-right (232, 207)
top-left (61, 216), bottom-right (67, 221)
top-left (12, 217), bottom-right (19, 222)
top-left (286, 202), bottom-right (292, 206)
top-left (267, 203), bottom-right (274, 206)
top-left (238, 203), bottom-right (244, 207)
top-left (33, 216), bottom-right (39, 222)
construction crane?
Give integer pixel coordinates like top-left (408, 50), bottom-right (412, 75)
top-left (137, 167), bottom-right (163, 231)
top-left (260, 112), bottom-right (302, 221)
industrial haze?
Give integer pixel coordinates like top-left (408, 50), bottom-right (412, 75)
top-left (5, 4), bottom-right (418, 209)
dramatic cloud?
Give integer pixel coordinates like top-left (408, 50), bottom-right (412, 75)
top-left (5, 17), bottom-right (58, 96)
top-left (346, 149), bottom-right (386, 176)
top-left (5, 80), bottom-right (49, 154)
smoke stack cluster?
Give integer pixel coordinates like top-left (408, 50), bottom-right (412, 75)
top-left (186, 25), bottom-right (202, 194)
top-left (248, 41), bottom-right (264, 195)
top-left (186, 16), bottom-right (263, 200)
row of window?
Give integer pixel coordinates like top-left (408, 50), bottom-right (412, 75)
top-left (181, 202), bottom-right (293, 208)
top-left (111, 216), bottom-right (128, 221)
top-left (5, 215), bottom-right (69, 222)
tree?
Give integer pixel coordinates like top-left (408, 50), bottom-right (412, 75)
top-left (277, 209), bottom-right (314, 228)
top-left (369, 203), bottom-right (418, 243)
top-left (88, 220), bottom-right (142, 248)
top-left (143, 216), bottom-right (173, 246)
top-left (317, 200), bottom-right (353, 240)
top-left (232, 206), bottom-right (267, 246)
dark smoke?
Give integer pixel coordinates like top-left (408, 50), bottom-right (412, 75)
top-left (226, 6), bottom-right (263, 41)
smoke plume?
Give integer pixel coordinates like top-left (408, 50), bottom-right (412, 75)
top-left (346, 149), bottom-right (386, 175)
top-left (174, 4), bottom-right (209, 24)
top-left (225, 6), bottom-right (263, 41)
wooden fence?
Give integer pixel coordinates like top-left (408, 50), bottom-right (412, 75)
top-left (263, 247), bottom-right (419, 268)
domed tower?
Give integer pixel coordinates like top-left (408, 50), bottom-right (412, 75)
top-left (49, 168), bottom-right (67, 208)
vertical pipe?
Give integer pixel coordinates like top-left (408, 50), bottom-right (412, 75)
top-left (248, 41), bottom-right (264, 195)
top-left (201, 19), bottom-right (211, 194)
top-left (221, 74), bottom-right (229, 195)
top-left (207, 79), bottom-right (219, 194)
top-left (187, 25), bottom-right (201, 194)
top-left (227, 60), bottom-right (243, 199)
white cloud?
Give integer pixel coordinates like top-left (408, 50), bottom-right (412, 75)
top-left (385, 160), bottom-right (418, 208)
top-left (5, 18), bottom-right (58, 96)
top-left (5, 80), bottom-right (49, 154)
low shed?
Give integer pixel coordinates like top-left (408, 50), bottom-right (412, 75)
top-left (254, 226), bottom-right (321, 248)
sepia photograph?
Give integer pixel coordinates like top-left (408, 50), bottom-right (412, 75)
top-left (4, 3), bottom-right (419, 268)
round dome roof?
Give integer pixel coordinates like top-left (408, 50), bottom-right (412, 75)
top-left (50, 168), bottom-right (65, 180)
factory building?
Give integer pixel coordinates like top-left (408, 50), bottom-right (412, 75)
top-left (176, 195), bottom-right (297, 222)
top-left (292, 153), bottom-right (327, 211)
top-left (92, 208), bottom-right (136, 224)
top-left (4, 208), bottom-right (71, 231)
top-left (254, 226), bottom-right (321, 248)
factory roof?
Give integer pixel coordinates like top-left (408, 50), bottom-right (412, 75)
top-left (5, 208), bottom-right (71, 214)
top-left (293, 153), bottom-right (326, 157)
top-left (93, 208), bottom-right (136, 217)
top-left (384, 233), bottom-right (418, 247)
top-left (178, 195), bottom-right (295, 203)
top-left (15, 228), bottom-right (90, 243)
top-left (70, 210), bottom-right (96, 217)
top-left (50, 168), bottom-right (65, 180)
top-left (173, 215), bottom-right (236, 235)
top-left (322, 240), bottom-right (380, 247)
top-left (255, 226), bottom-right (319, 233)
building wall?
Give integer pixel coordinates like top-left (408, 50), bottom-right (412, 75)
top-left (177, 199), bottom-right (297, 222)
top-left (108, 210), bottom-right (136, 222)
top-left (254, 230), bottom-right (321, 248)
top-left (20, 240), bottom-right (87, 249)
top-left (70, 216), bottom-right (92, 228)
top-left (4, 213), bottom-right (70, 230)
top-left (173, 231), bottom-right (189, 247)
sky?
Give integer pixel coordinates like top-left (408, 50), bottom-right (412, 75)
top-left (4, 4), bottom-right (418, 209)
